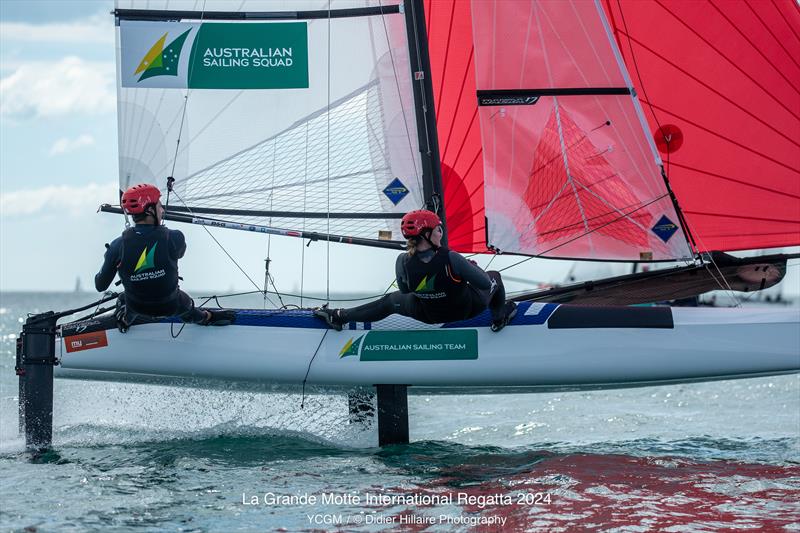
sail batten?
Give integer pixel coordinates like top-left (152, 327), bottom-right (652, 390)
top-left (115, 5), bottom-right (403, 23)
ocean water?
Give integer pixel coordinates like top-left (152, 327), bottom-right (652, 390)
top-left (1, 292), bottom-right (799, 532)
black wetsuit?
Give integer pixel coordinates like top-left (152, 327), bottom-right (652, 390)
top-left (95, 224), bottom-right (205, 323)
top-left (339, 248), bottom-right (506, 324)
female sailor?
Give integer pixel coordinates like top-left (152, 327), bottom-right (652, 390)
top-left (314, 209), bottom-right (517, 331)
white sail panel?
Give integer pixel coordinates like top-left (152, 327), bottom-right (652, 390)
top-left (472, 0), bottom-right (692, 261)
top-left (115, 1), bottom-right (422, 241)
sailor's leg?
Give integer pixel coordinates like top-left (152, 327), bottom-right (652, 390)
top-left (114, 294), bottom-right (136, 333)
top-left (486, 271), bottom-right (505, 320)
top-left (341, 291), bottom-right (405, 323)
top-left (175, 291), bottom-right (235, 326)
top-left (486, 271), bottom-right (517, 332)
top-left (392, 291), bottom-right (427, 321)
top-left (175, 291), bottom-right (207, 324)
top-left (316, 292), bottom-right (422, 329)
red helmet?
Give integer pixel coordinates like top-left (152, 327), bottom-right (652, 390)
top-left (401, 209), bottom-right (441, 238)
top-left (121, 183), bottom-right (161, 215)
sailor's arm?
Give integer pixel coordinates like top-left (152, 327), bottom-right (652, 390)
top-left (169, 229), bottom-right (187, 259)
top-left (94, 238), bottom-right (122, 291)
top-left (395, 254), bottom-right (411, 293)
top-left (448, 251), bottom-right (491, 289)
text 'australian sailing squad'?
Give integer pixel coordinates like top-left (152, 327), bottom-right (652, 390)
top-left (203, 47), bottom-right (293, 68)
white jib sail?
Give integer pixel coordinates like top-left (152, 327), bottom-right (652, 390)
top-left (115, 1), bottom-right (422, 241)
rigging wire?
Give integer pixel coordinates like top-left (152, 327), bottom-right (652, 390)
top-left (167, 0), bottom-right (207, 184)
top-left (300, 123), bottom-right (310, 308)
top-left (170, 321), bottom-right (187, 339)
top-left (377, 0), bottom-right (424, 193)
top-left (191, 259), bottom-right (798, 308)
top-left (614, 0), bottom-right (699, 259)
top-left (325, 1), bottom-right (332, 305)
top-left (301, 330), bottom-right (329, 409)
top-left (168, 293), bottom-right (226, 339)
top-left (498, 193), bottom-right (670, 273)
top-left (266, 268), bottom-right (286, 308)
top-left (702, 260), bottom-right (742, 307)
top-left (96, 291), bottom-right (116, 316)
top-left (696, 241), bottom-right (743, 307)
top-left (484, 253), bottom-right (498, 271)
top-left (147, 0), bottom-right (284, 306)
top-left (198, 288), bottom-right (392, 304)
top-left (382, 278), bottom-right (397, 296)
top-left (168, 188), bottom-right (279, 307)
top-left (262, 116), bottom-right (284, 309)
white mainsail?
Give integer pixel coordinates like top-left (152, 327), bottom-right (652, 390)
top-left (115, 0), bottom-right (423, 241)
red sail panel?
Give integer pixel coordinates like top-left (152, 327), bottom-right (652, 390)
top-left (470, 0), bottom-right (691, 260)
top-left (425, 0), bottom-right (487, 253)
top-left (523, 104), bottom-right (653, 251)
top-left (602, 0), bottom-right (800, 252)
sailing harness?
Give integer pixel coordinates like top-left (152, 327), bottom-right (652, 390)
top-left (403, 247), bottom-right (472, 322)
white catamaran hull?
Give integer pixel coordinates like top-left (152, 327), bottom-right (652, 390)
top-left (55, 303), bottom-right (800, 393)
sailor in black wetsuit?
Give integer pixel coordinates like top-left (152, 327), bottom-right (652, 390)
top-left (314, 209), bottom-right (517, 331)
top-left (95, 183), bottom-right (233, 330)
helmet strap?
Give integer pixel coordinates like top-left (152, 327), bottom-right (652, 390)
top-left (145, 204), bottom-right (160, 225)
top-left (421, 229), bottom-right (439, 251)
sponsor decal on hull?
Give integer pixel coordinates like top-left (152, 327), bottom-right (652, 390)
top-left (64, 331), bottom-right (109, 353)
top-left (339, 330), bottom-right (478, 361)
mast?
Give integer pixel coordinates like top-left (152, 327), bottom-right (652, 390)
top-left (403, 0), bottom-right (447, 245)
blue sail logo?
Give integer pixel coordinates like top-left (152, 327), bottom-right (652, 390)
top-left (651, 215), bottom-right (679, 243)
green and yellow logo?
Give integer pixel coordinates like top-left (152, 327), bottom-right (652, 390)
top-left (134, 243), bottom-right (157, 273)
top-left (414, 274), bottom-right (437, 293)
top-left (135, 29), bottom-right (192, 82)
top-left (339, 335), bottom-right (364, 358)
top-left (337, 330), bottom-right (478, 361)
